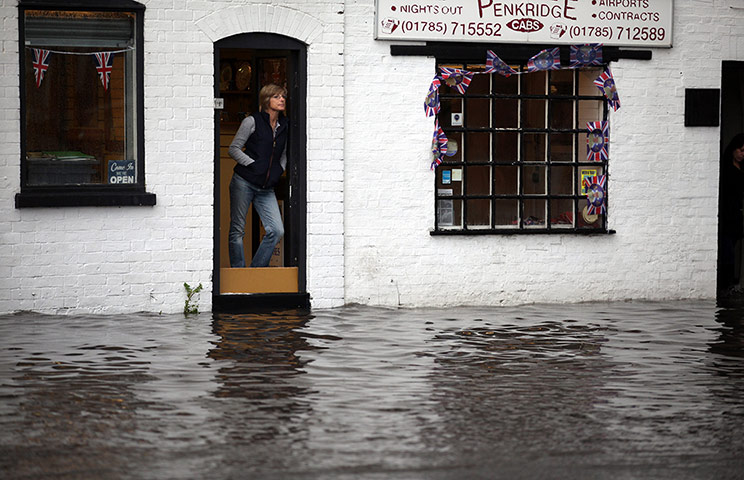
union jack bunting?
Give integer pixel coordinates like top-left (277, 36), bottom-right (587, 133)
top-left (569, 44), bottom-right (603, 68)
top-left (484, 50), bottom-right (517, 77)
top-left (586, 121), bottom-right (609, 162)
top-left (527, 47), bottom-right (561, 72)
top-left (439, 67), bottom-right (473, 95)
top-left (32, 49), bottom-right (51, 88)
top-left (594, 68), bottom-right (620, 111)
top-left (430, 119), bottom-right (448, 169)
top-left (583, 174), bottom-right (607, 215)
top-left (93, 52), bottom-right (115, 91)
top-left (425, 76), bottom-right (441, 117)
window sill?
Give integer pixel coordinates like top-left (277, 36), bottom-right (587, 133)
top-left (431, 228), bottom-right (615, 235)
top-left (15, 190), bottom-right (156, 208)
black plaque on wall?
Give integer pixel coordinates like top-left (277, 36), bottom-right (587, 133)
top-left (685, 88), bottom-right (720, 127)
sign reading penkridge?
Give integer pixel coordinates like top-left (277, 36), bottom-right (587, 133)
top-left (375, 0), bottom-right (673, 47)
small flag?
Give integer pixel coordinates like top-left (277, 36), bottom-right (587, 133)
top-left (594, 68), bottom-right (620, 111)
top-left (425, 76), bottom-right (441, 117)
top-left (32, 49), bottom-right (51, 88)
top-left (431, 119), bottom-right (448, 169)
top-left (527, 47), bottom-right (561, 72)
top-left (584, 174), bottom-right (607, 215)
top-left (439, 67), bottom-right (473, 94)
top-left (586, 121), bottom-right (609, 162)
top-left (93, 52), bottom-right (115, 91)
top-left (484, 50), bottom-right (517, 77)
top-left (570, 44), bottom-right (603, 68)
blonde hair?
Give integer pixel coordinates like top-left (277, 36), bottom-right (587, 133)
top-left (259, 84), bottom-right (287, 111)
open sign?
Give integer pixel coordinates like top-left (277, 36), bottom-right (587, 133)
top-left (108, 160), bottom-right (136, 184)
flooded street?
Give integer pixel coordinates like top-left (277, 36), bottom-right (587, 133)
top-left (1, 301), bottom-right (743, 479)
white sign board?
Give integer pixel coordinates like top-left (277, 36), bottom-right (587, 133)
top-left (375, 0), bottom-right (673, 47)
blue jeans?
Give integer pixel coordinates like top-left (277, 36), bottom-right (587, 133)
top-left (228, 173), bottom-right (284, 268)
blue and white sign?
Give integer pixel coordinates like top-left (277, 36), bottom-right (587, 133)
top-left (108, 160), bottom-right (136, 184)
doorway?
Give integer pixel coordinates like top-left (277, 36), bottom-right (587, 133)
top-left (718, 61), bottom-right (744, 294)
top-left (213, 33), bottom-right (308, 311)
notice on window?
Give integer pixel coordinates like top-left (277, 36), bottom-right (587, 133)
top-left (375, 0), bottom-right (672, 47)
top-left (108, 160), bottom-right (136, 184)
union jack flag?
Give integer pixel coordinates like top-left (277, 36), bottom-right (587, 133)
top-left (570, 44), bottom-right (603, 68)
top-left (93, 52), bottom-right (115, 91)
top-left (583, 174), bottom-right (607, 215)
top-left (586, 121), bottom-right (609, 162)
top-left (484, 50), bottom-right (517, 77)
top-left (32, 49), bottom-right (51, 89)
top-left (439, 67), bottom-right (473, 95)
top-left (425, 76), bottom-right (441, 117)
top-left (430, 119), bottom-right (448, 169)
top-left (594, 68), bottom-right (620, 111)
top-left (527, 47), bottom-right (561, 72)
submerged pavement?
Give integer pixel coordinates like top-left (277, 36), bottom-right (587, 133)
top-left (1, 301), bottom-right (743, 479)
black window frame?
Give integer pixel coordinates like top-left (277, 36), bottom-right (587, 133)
top-left (15, 0), bottom-right (154, 208)
top-left (431, 47), bottom-right (611, 235)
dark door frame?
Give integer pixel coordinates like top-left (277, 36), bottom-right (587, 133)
top-left (212, 33), bottom-right (309, 312)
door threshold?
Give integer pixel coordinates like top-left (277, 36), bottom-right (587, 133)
top-left (212, 292), bottom-right (310, 313)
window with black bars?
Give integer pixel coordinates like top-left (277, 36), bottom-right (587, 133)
top-left (433, 62), bottom-right (609, 234)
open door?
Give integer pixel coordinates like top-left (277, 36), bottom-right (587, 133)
top-left (718, 61), bottom-right (744, 295)
top-left (213, 34), bottom-right (308, 311)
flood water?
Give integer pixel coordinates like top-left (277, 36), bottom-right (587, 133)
top-left (1, 300), bottom-right (743, 479)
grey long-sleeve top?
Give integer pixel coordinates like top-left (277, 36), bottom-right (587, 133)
top-left (228, 115), bottom-right (288, 171)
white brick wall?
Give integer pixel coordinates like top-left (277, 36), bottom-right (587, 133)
top-left (1, 0), bottom-right (743, 314)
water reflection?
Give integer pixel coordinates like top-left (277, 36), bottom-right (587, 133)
top-left (0, 302), bottom-right (743, 479)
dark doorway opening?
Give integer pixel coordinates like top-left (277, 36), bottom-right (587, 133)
top-left (718, 61), bottom-right (744, 297)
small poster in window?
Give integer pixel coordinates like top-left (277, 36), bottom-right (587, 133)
top-left (580, 169), bottom-right (597, 195)
top-left (108, 160), bottom-right (136, 184)
top-left (437, 189), bottom-right (454, 226)
top-left (442, 170), bottom-right (451, 185)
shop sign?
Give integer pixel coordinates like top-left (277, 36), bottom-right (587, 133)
top-left (108, 159), bottom-right (136, 184)
top-left (375, 0), bottom-right (673, 47)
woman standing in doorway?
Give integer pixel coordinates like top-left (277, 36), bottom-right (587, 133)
top-left (718, 133), bottom-right (744, 293)
top-left (228, 84), bottom-right (288, 268)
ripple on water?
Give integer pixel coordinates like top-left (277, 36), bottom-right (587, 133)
top-left (0, 301), bottom-right (743, 479)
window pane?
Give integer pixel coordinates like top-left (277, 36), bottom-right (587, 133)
top-left (24, 10), bottom-right (135, 187)
top-left (494, 166), bottom-right (517, 194)
top-left (523, 133), bottom-right (546, 163)
top-left (444, 131), bottom-right (462, 162)
top-left (493, 70), bottom-right (518, 94)
top-left (523, 166), bottom-right (546, 195)
top-left (466, 98), bottom-right (490, 128)
top-left (523, 70), bottom-right (546, 95)
top-left (578, 100), bottom-right (604, 127)
top-left (494, 131), bottom-right (518, 162)
top-left (550, 70), bottom-right (573, 95)
top-left (523, 99), bottom-right (546, 128)
top-left (466, 165), bottom-right (491, 195)
top-left (437, 198), bottom-right (462, 228)
top-left (466, 199), bottom-right (490, 227)
top-left (578, 68), bottom-right (604, 95)
top-left (550, 199), bottom-right (574, 227)
top-left (550, 100), bottom-right (574, 129)
top-left (550, 133), bottom-right (574, 162)
top-left (465, 132), bottom-right (490, 163)
top-left (439, 98), bottom-right (462, 129)
top-left (466, 71), bottom-right (489, 94)
top-left (550, 166), bottom-right (574, 195)
top-left (437, 168), bottom-right (462, 195)
top-left (523, 199), bottom-right (546, 227)
top-left (494, 199), bottom-right (518, 227)
top-left (493, 98), bottom-right (518, 128)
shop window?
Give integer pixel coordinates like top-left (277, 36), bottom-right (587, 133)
top-left (16, 0), bottom-right (154, 207)
top-left (435, 62), bottom-right (608, 233)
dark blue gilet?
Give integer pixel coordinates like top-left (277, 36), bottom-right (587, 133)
top-left (233, 111), bottom-right (288, 189)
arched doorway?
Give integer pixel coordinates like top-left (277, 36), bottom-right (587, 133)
top-left (212, 33), bottom-right (308, 311)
